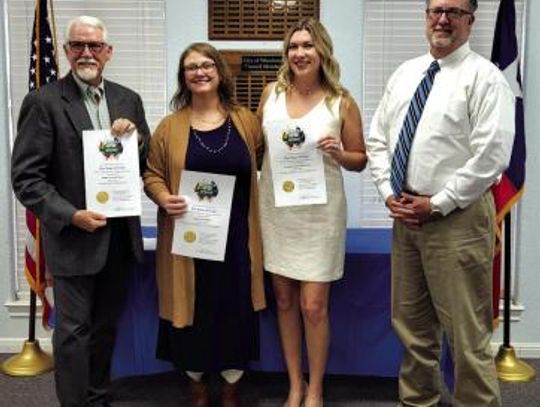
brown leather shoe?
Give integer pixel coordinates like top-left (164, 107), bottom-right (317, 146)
top-left (190, 380), bottom-right (210, 407)
top-left (220, 380), bottom-right (241, 407)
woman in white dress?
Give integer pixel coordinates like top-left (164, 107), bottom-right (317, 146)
top-left (257, 18), bottom-right (367, 407)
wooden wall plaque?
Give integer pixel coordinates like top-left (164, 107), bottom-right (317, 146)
top-left (221, 50), bottom-right (282, 111)
top-left (209, 0), bottom-right (319, 40)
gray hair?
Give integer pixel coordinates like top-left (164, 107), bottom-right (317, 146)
top-left (64, 15), bottom-right (109, 44)
top-left (425, 0), bottom-right (478, 12)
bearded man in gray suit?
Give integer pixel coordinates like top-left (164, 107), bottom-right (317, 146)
top-left (11, 15), bottom-right (150, 407)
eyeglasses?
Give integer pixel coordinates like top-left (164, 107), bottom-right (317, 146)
top-left (67, 41), bottom-right (107, 54)
top-left (426, 7), bottom-right (473, 20)
top-left (184, 61), bottom-right (216, 74)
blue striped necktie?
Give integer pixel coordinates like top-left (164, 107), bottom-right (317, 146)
top-left (390, 60), bottom-right (440, 197)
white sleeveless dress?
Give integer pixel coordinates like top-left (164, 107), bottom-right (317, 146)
top-left (259, 85), bottom-right (346, 282)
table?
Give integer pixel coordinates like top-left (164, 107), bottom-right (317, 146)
top-left (111, 228), bottom-right (403, 378)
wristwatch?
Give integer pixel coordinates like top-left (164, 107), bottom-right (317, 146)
top-left (430, 201), bottom-right (443, 218)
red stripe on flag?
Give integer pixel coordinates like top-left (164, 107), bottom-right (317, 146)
top-left (25, 210), bottom-right (53, 328)
top-left (493, 174), bottom-right (517, 209)
top-left (26, 209), bottom-right (37, 235)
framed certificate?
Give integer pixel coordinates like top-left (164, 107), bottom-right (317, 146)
top-left (83, 129), bottom-right (142, 217)
top-left (172, 170), bottom-right (236, 262)
top-left (265, 120), bottom-right (327, 207)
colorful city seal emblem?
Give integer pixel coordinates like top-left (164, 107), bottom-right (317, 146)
top-left (96, 191), bottom-right (109, 204)
top-left (98, 137), bottom-right (124, 159)
top-left (281, 126), bottom-right (306, 149)
top-left (194, 180), bottom-right (219, 201)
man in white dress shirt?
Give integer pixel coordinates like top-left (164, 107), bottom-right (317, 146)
top-left (366, 0), bottom-right (515, 406)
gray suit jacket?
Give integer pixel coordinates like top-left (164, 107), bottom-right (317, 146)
top-left (11, 72), bottom-right (150, 276)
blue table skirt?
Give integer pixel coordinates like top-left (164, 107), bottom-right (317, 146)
top-left (111, 228), bottom-right (403, 378)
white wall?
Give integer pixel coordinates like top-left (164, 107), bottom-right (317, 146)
top-left (0, 0), bottom-right (538, 354)
top-left (0, 0), bottom-right (54, 350)
top-left (0, 0), bottom-right (14, 337)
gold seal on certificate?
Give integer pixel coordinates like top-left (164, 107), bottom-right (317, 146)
top-left (83, 129), bottom-right (142, 217)
top-left (282, 180), bottom-right (295, 193)
top-left (183, 230), bottom-right (197, 243)
top-left (172, 170), bottom-right (236, 261)
top-left (96, 191), bottom-right (109, 204)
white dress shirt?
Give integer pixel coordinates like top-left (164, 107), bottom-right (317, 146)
top-left (367, 42), bottom-right (515, 215)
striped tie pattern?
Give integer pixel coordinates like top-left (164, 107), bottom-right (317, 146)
top-left (390, 60), bottom-right (440, 197)
top-left (87, 86), bottom-right (102, 105)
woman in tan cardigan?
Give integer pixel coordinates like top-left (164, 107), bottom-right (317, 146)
top-left (143, 42), bottom-right (265, 407)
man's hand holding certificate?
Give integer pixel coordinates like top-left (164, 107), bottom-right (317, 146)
top-left (83, 129), bottom-right (142, 217)
top-left (265, 120), bottom-right (327, 207)
top-left (172, 170), bottom-right (236, 262)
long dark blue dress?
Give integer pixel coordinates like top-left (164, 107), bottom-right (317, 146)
top-left (156, 118), bottom-right (259, 372)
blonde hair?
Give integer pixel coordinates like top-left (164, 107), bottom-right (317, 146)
top-left (275, 18), bottom-right (347, 104)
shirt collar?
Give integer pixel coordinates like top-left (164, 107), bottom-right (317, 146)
top-left (72, 72), bottom-right (105, 97)
top-left (428, 42), bottom-right (471, 70)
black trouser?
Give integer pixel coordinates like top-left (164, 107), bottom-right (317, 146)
top-left (53, 220), bottom-right (132, 407)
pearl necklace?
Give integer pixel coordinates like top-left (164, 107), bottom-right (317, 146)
top-left (191, 117), bottom-right (231, 155)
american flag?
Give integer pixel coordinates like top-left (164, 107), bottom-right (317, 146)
top-left (29, 0), bottom-right (58, 89)
top-left (26, 0), bottom-right (58, 329)
top-left (490, 0), bottom-right (526, 322)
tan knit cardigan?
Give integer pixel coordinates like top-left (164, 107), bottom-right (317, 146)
top-left (143, 106), bottom-right (266, 328)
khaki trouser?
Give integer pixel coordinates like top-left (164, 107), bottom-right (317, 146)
top-left (392, 192), bottom-right (501, 407)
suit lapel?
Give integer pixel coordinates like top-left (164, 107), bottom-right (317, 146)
top-left (104, 80), bottom-right (123, 123)
top-left (62, 73), bottom-right (93, 137)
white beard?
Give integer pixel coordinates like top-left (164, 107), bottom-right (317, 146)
top-left (75, 65), bottom-right (99, 83)
top-left (74, 57), bottom-right (100, 83)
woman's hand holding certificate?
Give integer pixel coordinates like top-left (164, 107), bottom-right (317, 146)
top-left (158, 193), bottom-right (189, 218)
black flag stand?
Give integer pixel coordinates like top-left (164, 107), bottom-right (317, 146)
top-left (494, 212), bottom-right (535, 382)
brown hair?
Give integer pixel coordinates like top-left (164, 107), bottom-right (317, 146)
top-left (169, 42), bottom-right (237, 111)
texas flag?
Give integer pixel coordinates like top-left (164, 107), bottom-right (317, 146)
top-left (490, 0), bottom-right (526, 322)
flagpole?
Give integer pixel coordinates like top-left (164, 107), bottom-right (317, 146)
top-left (1, 0), bottom-right (54, 377)
top-left (494, 213), bottom-right (535, 382)
top-left (503, 214), bottom-right (511, 348)
top-left (28, 292), bottom-right (37, 342)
